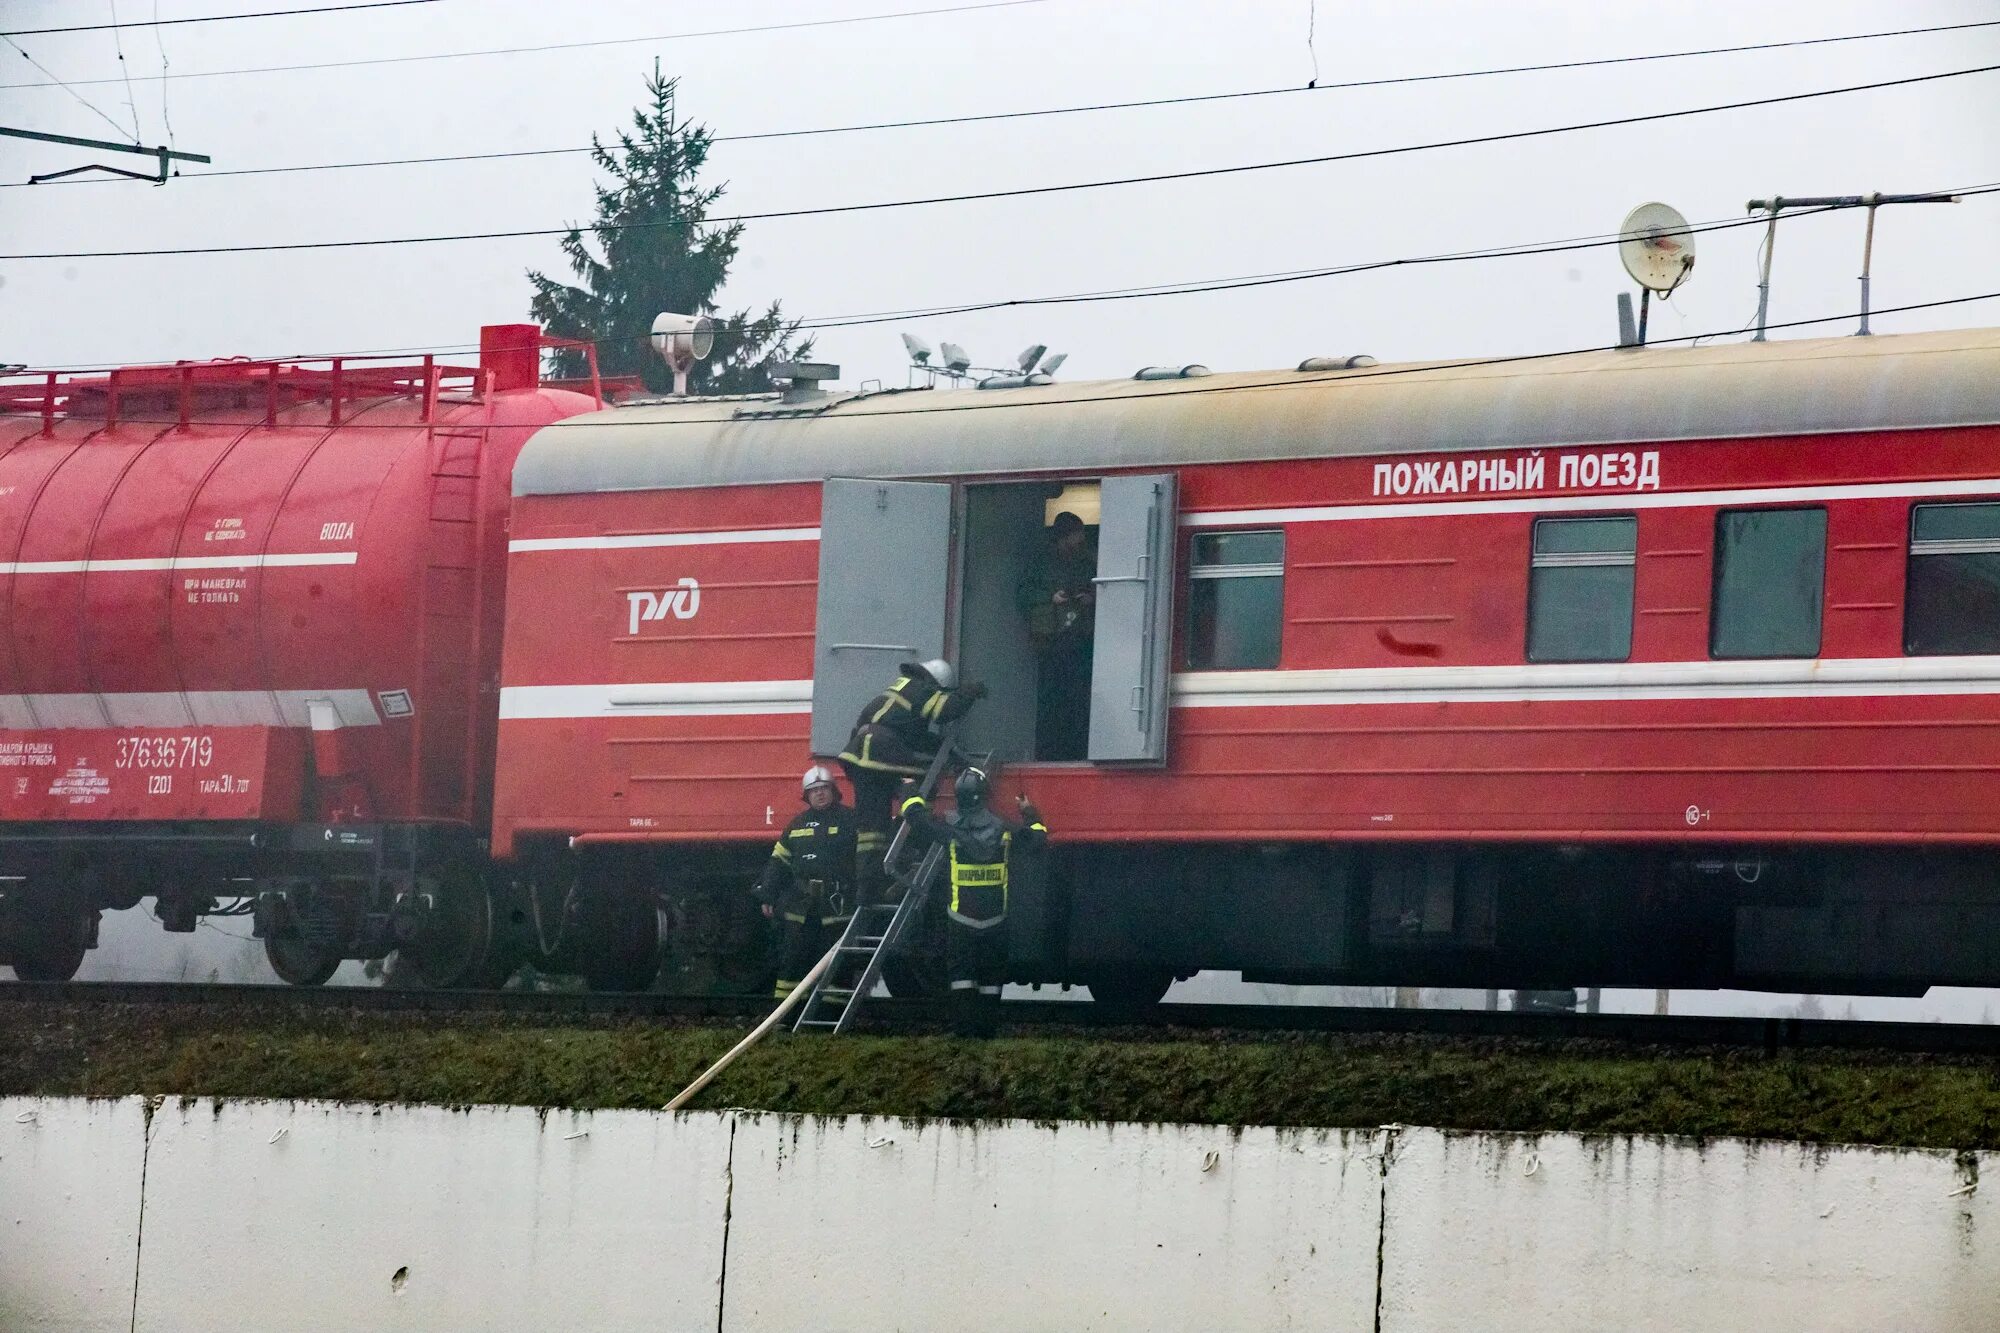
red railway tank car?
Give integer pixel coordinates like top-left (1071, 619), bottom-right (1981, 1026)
top-left (0, 327), bottom-right (600, 982)
top-left (496, 328), bottom-right (2000, 1002)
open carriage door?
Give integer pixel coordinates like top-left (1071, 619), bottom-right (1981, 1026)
top-left (809, 478), bottom-right (954, 757)
top-left (1087, 472), bottom-right (1178, 763)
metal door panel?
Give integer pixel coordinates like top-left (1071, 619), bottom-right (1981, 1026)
top-left (1087, 472), bottom-right (1177, 763)
top-left (810, 478), bottom-right (954, 756)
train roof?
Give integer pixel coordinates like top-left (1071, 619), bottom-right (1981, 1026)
top-left (514, 326), bottom-right (2000, 496)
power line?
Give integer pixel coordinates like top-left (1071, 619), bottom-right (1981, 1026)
top-left (29, 292), bottom-right (2000, 430)
top-left (0, 35), bottom-right (138, 144)
top-left (24, 183), bottom-right (1995, 373)
top-left (788, 186), bottom-right (2000, 331)
top-left (0, 0), bottom-right (1050, 89)
top-left (3, 1), bottom-right (444, 38)
top-left (108, 1), bottom-right (144, 144)
top-left (578, 289), bottom-right (2000, 422)
top-left (4, 15), bottom-right (1996, 179)
top-left (6, 62), bottom-right (1996, 260)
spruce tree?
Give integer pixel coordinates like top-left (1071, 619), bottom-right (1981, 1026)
top-left (528, 67), bottom-right (811, 394)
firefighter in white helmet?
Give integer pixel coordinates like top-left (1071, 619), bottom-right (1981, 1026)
top-left (838, 658), bottom-right (986, 901)
top-left (753, 765), bottom-right (858, 1000)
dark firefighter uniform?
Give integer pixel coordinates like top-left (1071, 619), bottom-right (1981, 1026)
top-left (899, 768), bottom-right (1047, 1035)
top-left (838, 659), bottom-right (984, 897)
top-left (754, 781), bottom-right (857, 1000)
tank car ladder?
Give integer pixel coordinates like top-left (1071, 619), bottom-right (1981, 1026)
top-left (792, 735), bottom-right (979, 1035)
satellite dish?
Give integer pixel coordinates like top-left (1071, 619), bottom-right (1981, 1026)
top-left (1619, 203), bottom-right (1697, 294)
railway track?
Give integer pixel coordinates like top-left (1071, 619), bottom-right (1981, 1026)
top-left (6, 980), bottom-right (2000, 1056)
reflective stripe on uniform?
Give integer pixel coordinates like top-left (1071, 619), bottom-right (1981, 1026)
top-left (771, 840), bottom-right (792, 860)
top-left (869, 680), bottom-right (916, 724)
top-left (839, 730), bottom-right (927, 776)
top-left (949, 979), bottom-right (979, 991)
top-left (774, 979), bottom-right (796, 997)
top-left (948, 841), bottom-right (1009, 916)
top-left (920, 690), bottom-right (949, 721)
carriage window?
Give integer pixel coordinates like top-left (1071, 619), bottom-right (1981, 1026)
top-left (1186, 530), bottom-right (1283, 669)
top-left (1527, 516), bottom-right (1636, 662)
top-left (1906, 502), bottom-right (2000, 654)
top-left (1711, 507), bottom-right (1826, 658)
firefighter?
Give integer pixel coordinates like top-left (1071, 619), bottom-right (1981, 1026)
top-left (1016, 510), bottom-right (1096, 759)
top-left (898, 767), bottom-right (1046, 1036)
top-left (753, 765), bottom-right (858, 1001)
top-left (838, 658), bottom-right (986, 900)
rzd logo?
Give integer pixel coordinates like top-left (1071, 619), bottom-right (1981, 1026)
top-left (626, 578), bottom-right (701, 633)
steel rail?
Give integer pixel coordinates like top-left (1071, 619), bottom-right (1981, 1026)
top-left (4, 981), bottom-right (1998, 1056)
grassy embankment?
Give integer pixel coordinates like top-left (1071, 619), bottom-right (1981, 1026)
top-left (7, 1002), bottom-right (2000, 1148)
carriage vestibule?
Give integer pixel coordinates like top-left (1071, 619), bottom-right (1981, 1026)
top-left (958, 480), bottom-right (1103, 764)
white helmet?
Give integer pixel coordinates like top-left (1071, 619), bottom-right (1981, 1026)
top-left (801, 764), bottom-right (837, 796)
top-left (916, 657), bottom-right (957, 690)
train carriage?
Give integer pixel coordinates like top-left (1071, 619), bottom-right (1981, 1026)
top-left (0, 327), bottom-right (601, 982)
top-left (497, 327), bottom-right (2000, 1000)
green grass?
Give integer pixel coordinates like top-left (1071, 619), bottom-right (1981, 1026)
top-left (8, 1002), bottom-right (2000, 1148)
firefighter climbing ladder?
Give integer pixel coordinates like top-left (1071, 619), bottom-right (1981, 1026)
top-left (664, 733), bottom-right (981, 1105)
top-left (793, 731), bottom-right (981, 1035)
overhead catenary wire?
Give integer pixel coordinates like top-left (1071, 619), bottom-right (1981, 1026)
top-left (0, 0), bottom-right (1050, 89)
top-left (23, 183), bottom-right (1999, 373)
top-left (6, 15), bottom-right (1997, 187)
top-left (1, 0), bottom-right (445, 37)
top-left (26, 291), bottom-right (2000, 430)
top-left (7, 62), bottom-right (1997, 260)
top-left (107, 1), bottom-right (143, 144)
top-left (0, 35), bottom-right (139, 144)
top-left (149, 0), bottom-right (177, 155)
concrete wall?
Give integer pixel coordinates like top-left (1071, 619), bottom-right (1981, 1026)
top-left (5, 1097), bottom-right (1999, 1331)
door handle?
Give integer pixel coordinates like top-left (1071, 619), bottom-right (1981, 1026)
top-left (1093, 552), bottom-right (1150, 586)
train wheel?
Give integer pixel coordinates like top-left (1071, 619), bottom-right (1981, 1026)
top-left (399, 870), bottom-right (515, 990)
top-left (579, 888), bottom-right (662, 992)
top-left (263, 887), bottom-right (347, 986)
top-left (9, 912), bottom-right (94, 982)
top-left (263, 932), bottom-right (342, 987)
top-left (1083, 968), bottom-right (1175, 1011)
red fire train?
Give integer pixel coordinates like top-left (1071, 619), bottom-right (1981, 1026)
top-left (9, 322), bottom-right (2000, 999)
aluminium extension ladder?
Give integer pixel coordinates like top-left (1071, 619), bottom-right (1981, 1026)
top-left (789, 841), bottom-right (947, 1035)
top-left (793, 730), bottom-right (983, 1035)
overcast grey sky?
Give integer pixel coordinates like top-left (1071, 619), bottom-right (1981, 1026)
top-left (4, 0), bottom-right (1999, 382)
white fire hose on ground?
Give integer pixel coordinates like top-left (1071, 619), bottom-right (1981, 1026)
top-left (664, 940), bottom-right (839, 1111)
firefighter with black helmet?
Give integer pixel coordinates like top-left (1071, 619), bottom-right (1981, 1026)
top-left (838, 657), bottom-right (986, 900)
top-left (898, 766), bottom-right (1046, 1036)
top-left (754, 765), bottom-right (858, 1000)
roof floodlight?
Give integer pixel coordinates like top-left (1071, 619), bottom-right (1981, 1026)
top-left (1016, 343), bottom-right (1047, 373)
top-left (939, 341), bottom-right (972, 373)
top-left (1038, 352), bottom-right (1067, 376)
top-left (901, 332), bottom-right (934, 365)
